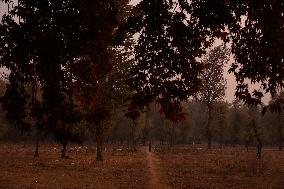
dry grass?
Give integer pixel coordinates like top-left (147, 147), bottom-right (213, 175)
top-left (154, 145), bottom-right (284, 189)
top-left (0, 143), bottom-right (147, 189)
top-left (1, 143), bottom-right (284, 189)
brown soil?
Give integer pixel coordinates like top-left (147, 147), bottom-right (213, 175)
top-left (0, 143), bottom-right (284, 189)
top-left (154, 145), bottom-right (284, 189)
top-left (0, 143), bottom-right (147, 189)
top-left (145, 147), bottom-right (168, 189)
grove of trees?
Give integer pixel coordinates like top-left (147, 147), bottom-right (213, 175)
top-left (0, 0), bottom-right (284, 160)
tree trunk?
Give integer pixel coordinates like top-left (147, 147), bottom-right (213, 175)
top-left (143, 138), bottom-right (146, 146)
top-left (219, 125), bottom-right (223, 149)
top-left (96, 138), bottom-right (103, 161)
top-left (245, 140), bottom-right (249, 152)
top-left (96, 129), bottom-right (103, 161)
top-left (219, 118), bottom-right (224, 148)
top-left (130, 121), bottom-right (137, 151)
top-left (23, 135), bottom-right (27, 148)
top-left (61, 142), bottom-right (68, 158)
top-left (142, 128), bottom-right (147, 146)
top-left (278, 113), bottom-right (283, 151)
top-left (168, 123), bottom-right (175, 148)
top-left (32, 71), bottom-right (39, 158)
top-left (206, 106), bottom-right (213, 149)
top-left (34, 128), bottom-right (39, 158)
top-left (252, 120), bottom-right (262, 159)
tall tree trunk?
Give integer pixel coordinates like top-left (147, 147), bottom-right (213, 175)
top-left (206, 106), bottom-right (213, 149)
top-left (142, 128), bottom-right (147, 146)
top-left (96, 128), bottom-right (103, 161)
top-left (32, 70), bottom-right (39, 158)
top-left (142, 131), bottom-right (146, 146)
top-left (245, 137), bottom-right (249, 152)
top-left (34, 128), bottom-right (39, 158)
top-left (218, 106), bottom-right (224, 148)
top-left (245, 143), bottom-right (249, 152)
top-left (130, 121), bottom-right (137, 151)
top-left (171, 124), bottom-right (175, 147)
top-left (219, 124), bottom-right (224, 148)
top-left (23, 135), bottom-right (27, 148)
top-left (278, 113), bottom-right (283, 151)
top-left (252, 120), bottom-right (262, 159)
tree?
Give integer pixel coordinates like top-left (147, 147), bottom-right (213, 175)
top-left (125, 105), bottom-right (140, 151)
top-left (0, 0), bottom-right (85, 158)
top-left (268, 90), bottom-right (284, 151)
top-left (190, 0), bottom-right (284, 108)
top-left (227, 1), bottom-right (284, 107)
top-left (176, 117), bottom-right (191, 144)
top-left (230, 99), bottom-right (242, 147)
top-left (1, 73), bottom-right (30, 135)
top-left (69, 0), bottom-right (132, 161)
top-left (126, 0), bottom-right (207, 121)
top-left (278, 111), bottom-right (284, 151)
top-left (0, 0), bottom-right (129, 158)
top-left (141, 111), bottom-right (151, 146)
top-left (123, 0), bottom-right (284, 119)
top-left (85, 101), bottom-right (111, 161)
top-left (196, 44), bottom-right (229, 149)
top-left (216, 102), bottom-right (228, 148)
top-left (187, 101), bottom-right (207, 144)
top-left (0, 78), bottom-right (6, 97)
top-left (248, 106), bottom-right (263, 159)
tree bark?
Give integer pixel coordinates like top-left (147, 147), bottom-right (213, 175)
top-left (206, 106), bottom-right (213, 149)
top-left (170, 126), bottom-right (173, 148)
top-left (252, 120), bottom-right (262, 159)
top-left (278, 113), bottom-right (283, 151)
top-left (61, 142), bottom-right (68, 158)
top-left (130, 121), bottom-right (137, 151)
top-left (22, 135), bottom-right (27, 148)
top-left (32, 71), bottom-right (39, 158)
top-left (34, 128), bottom-right (39, 158)
top-left (245, 137), bottom-right (249, 152)
top-left (142, 137), bottom-right (146, 146)
top-left (96, 139), bottom-right (103, 161)
top-left (219, 125), bottom-right (223, 149)
top-left (142, 128), bottom-right (147, 146)
top-left (96, 129), bottom-right (103, 161)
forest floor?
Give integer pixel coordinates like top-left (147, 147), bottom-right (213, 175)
top-left (0, 143), bottom-right (284, 189)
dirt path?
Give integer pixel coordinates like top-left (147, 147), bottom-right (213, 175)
top-left (145, 147), bottom-right (168, 189)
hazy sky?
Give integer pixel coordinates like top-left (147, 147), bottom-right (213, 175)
top-left (0, 2), bottom-right (7, 18)
top-left (0, 1), bottom-right (270, 104)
